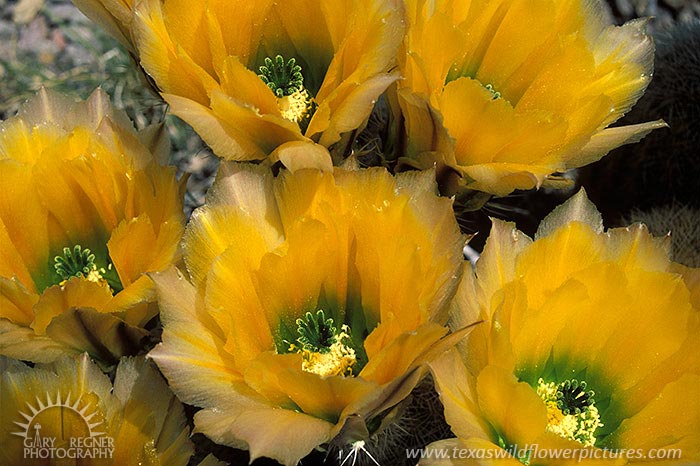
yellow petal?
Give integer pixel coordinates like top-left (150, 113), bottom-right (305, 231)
top-left (111, 357), bottom-right (195, 466)
top-left (183, 203), bottom-right (280, 290)
top-left (32, 278), bottom-right (114, 335)
top-left (476, 365), bottom-right (549, 446)
top-left (209, 90), bottom-right (307, 154)
top-left (205, 246), bottom-right (275, 369)
top-left (134, 0), bottom-right (214, 104)
top-left (476, 219), bottom-right (532, 309)
top-left (606, 223), bottom-right (672, 273)
top-left (244, 351), bottom-right (377, 423)
top-left (396, 88), bottom-right (447, 157)
top-left (253, 219), bottom-right (337, 328)
top-left (160, 0), bottom-right (217, 77)
top-left (362, 323), bottom-right (447, 384)
top-left (0, 276), bottom-right (37, 326)
top-left (535, 188), bottom-right (603, 239)
top-left (0, 163), bottom-right (49, 288)
top-left (343, 167), bottom-right (464, 336)
top-left (570, 120), bottom-right (667, 167)
top-left (194, 404), bottom-right (332, 466)
top-left (430, 348), bottom-right (493, 441)
top-left (314, 72), bottom-right (399, 146)
top-left (45, 309), bottom-right (148, 368)
top-left (203, 0), bottom-right (271, 68)
top-left (515, 221), bottom-right (604, 309)
top-left (0, 319), bottom-right (69, 363)
top-left (591, 270), bottom-right (690, 392)
top-left (603, 374), bottom-right (700, 461)
top-left (108, 215), bottom-right (173, 285)
top-left (671, 263), bottom-right (700, 311)
top-left (148, 268), bottom-right (255, 408)
top-left (218, 55), bottom-right (280, 115)
top-left (271, 140), bottom-right (334, 173)
top-left (72, 0), bottom-right (136, 52)
top-left (105, 275), bottom-right (157, 327)
top-left (461, 164), bottom-right (544, 196)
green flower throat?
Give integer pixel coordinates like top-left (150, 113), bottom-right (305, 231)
top-left (53, 244), bottom-right (123, 293)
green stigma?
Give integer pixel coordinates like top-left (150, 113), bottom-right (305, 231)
top-left (296, 310), bottom-right (337, 353)
top-left (485, 83), bottom-right (501, 100)
top-left (291, 310), bottom-right (357, 377)
top-left (556, 379), bottom-right (595, 415)
top-left (53, 244), bottom-right (123, 293)
top-left (54, 245), bottom-right (96, 280)
top-left (537, 378), bottom-right (603, 447)
top-left (258, 55), bottom-right (304, 98)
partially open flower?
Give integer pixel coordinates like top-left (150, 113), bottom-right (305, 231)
top-left (125, 0), bottom-right (404, 162)
top-left (396, 0), bottom-right (665, 197)
top-left (72, 0), bottom-right (138, 54)
top-left (0, 89), bottom-right (184, 368)
top-left (149, 162), bottom-right (468, 465)
top-left (0, 354), bottom-right (193, 465)
top-left (424, 190), bottom-right (700, 464)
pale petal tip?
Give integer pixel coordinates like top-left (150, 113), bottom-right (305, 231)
top-left (536, 188), bottom-right (604, 239)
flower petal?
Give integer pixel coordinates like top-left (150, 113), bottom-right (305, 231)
top-left (603, 374), bottom-right (700, 461)
top-left (45, 308), bottom-right (148, 368)
top-left (195, 405), bottom-right (332, 466)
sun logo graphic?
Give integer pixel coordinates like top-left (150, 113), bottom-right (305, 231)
top-left (11, 391), bottom-right (114, 460)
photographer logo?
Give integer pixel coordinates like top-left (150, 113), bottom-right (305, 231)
top-left (12, 392), bottom-right (114, 460)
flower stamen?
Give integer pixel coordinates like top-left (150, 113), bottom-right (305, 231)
top-left (53, 245), bottom-right (123, 293)
top-left (258, 55), bottom-right (312, 123)
top-left (537, 378), bottom-right (603, 447)
top-left (277, 89), bottom-right (312, 123)
top-left (292, 310), bottom-right (357, 377)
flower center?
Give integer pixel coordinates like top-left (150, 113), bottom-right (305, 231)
top-left (277, 89), bottom-right (312, 124)
top-left (484, 83), bottom-right (501, 100)
top-left (258, 55), bottom-right (304, 97)
top-left (556, 379), bottom-right (595, 415)
top-left (258, 55), bottom-right (312, 124)
top-left (53, 245), bottom-right (123, 293)
top-left (291, 310), bottom-right (357, 377)
top-left (536, 378), bottom-right (603, 447)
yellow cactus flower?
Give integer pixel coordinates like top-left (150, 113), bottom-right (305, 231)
top-left (111, 0), bottom-right (405, 162)
top-left (72, 0), bottom-right (137, 54)
top-left (148, 161), bottom-right (470, 465)
top-left (0, 353), bottom-right (193, 465)
top-left (397, 0), bottom-right (666, 196)
top-left (424, 190), bottom-right (700, 465)
top-left (0, 89), bottom-right (184, 367)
